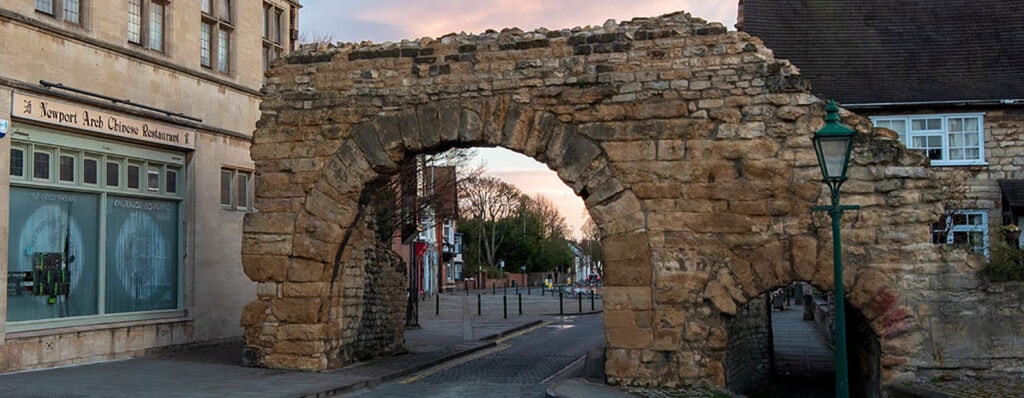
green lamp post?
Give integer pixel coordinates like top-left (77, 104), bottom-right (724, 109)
top-left (811, 100), bottom-right (859, 398)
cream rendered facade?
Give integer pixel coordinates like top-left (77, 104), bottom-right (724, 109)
top-left (0, 0), bottom-right (298, 372)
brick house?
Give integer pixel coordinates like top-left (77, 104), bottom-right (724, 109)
top-left (739, 0), bottom-right (1024, 254)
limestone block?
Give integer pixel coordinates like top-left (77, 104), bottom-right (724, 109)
top-left (605, 309), bottom-right (636, 328)
top-left (263, 354), bottom-right (327, 371)
top-left (653, 327), bottom-right (682, 351)
top-left (603, 140), bottom-right (657, 162)
top-left (288, 259), bottom-right (329, 282)
top-left (241, 300), bottom-right (270, 326)
top-left (283, 282), bottom-right (330, 298)
top-left (655, 308), bottom-right (687, 328)
top-left (273, 298), bottom-right (323, 323)
top-left (243, 212), bottom-right (297, 234)
top-left (607, 327), bottom-right (653, 349)
top-left (604, 286), bottom-right (653, 311)
top-left (292, 234), bottom-right (337, 263)
top-left (703, 280), bottom-right (737, 315)
top-left (275, 340), bottom-right (327, 356)
top-left (242, 255), bottom-right (289, 282)
top-left (653, 271), bottom-right (708, 304)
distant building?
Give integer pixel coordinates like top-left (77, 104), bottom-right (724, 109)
top-left (0, 0), bottom-right (299, 372)
top-left (740, 0), bottom-right (1024, 255)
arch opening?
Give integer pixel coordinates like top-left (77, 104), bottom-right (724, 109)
top-left (723, 281), bottom-right (881, 397)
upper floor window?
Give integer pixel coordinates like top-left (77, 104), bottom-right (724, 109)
top-left (262, 2), bottom-right (286, 74)
top-left (36, 0), bottom-right (82, 25)
top-left (871, 113), bottom-right (985, 166)
top-left (128, 0), bottom-right (166, 52)
top-left (201, 0), bottom-right (233, 74)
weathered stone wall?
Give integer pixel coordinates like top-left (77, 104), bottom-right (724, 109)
top-left (724, 296), bottom-right (772, 393)
top-left (241, 10), bottom-right (1022, 390)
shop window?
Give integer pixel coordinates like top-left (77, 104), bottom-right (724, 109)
top-left (84, 158), bottom-right (98, 185)
top-left (221, 168), bottom-right (252, 211)
top-left (127, 164), bottom-right (141, 189)
top-left (59, 154), bottom-right (75, 182)
top-left (7, 137), bottom-right (185, 328)
top-left (147, 168), bottom-right (160, 192)
top-left (166, 168), bottom-right (178, 194)
top-left (106, 160), bottom-right (121, 187)
top-left (34, 151), bottom-right (51, 180)
top-left (201, 0), bottom-right (233, 73)
top-left (104, 195), bottom-right (179, 314)
top-left (128, 0), bottom-right (166, 52)
top-left (35, 0), bottom-right (82, 25)
top-left (11, 147), bottom-right (25, 177)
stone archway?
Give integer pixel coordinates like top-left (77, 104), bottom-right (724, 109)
top-left (241, 11), bottom-right (949, 389)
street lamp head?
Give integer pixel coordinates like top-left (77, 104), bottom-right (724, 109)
top-left (813, 100), bottom-right (857, 198)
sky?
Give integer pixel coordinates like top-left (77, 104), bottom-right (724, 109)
top-left (297, 1), bottom-right (740, 238)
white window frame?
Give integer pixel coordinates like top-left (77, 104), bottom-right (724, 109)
top-left (933, 210), bottom-right (989, 257)
top-left (220, 167), bottom-right (253, 211)
top-left (128, 0), bottom-right (167, 52)
top-left (871, 113), bottom-right (986, 166)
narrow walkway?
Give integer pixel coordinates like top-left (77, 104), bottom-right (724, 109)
top-left (771, 304), bottom-right (834, 378)
top-left (744, 303), bottom-right (835, 398)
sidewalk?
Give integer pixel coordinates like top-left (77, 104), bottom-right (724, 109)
top-left (0, 289), bottom-right (602, 398)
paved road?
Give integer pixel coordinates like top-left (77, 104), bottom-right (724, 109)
top-left (348, 314), bottom-right (605, 397)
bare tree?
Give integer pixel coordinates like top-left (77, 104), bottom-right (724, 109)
top-left (580, 215), bottom-right (604, 276)
top-left (524, 194), bottom-right (570, 239)
top-left (459, 176), bottom-right (524, 267)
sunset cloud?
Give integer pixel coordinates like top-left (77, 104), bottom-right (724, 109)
top-left (300, 0), bottom-right (739, 44)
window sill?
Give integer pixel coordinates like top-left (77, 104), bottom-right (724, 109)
top-left (6, 310), bottom-right (190, 337)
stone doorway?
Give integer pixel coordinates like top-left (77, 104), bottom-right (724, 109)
top-left (241, 10), bottom-right (943, 389)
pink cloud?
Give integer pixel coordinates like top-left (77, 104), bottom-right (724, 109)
top-left (303, 0), bottom-right (738, 44)
top-left (485, 169), bottom-right (588, 239)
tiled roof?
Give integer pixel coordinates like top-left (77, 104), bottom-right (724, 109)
top-left (740, 0), bottom-right (1024, 105)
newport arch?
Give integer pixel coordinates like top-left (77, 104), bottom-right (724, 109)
top-left (241, 11), bottom-right (955, 390)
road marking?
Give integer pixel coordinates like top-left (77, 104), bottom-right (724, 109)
top-left (400, 321), bottom-right (552, 384)
top-left (399, 343), bottom-right (509, 384)
top-left (496, 321), bottom-right (551, 344)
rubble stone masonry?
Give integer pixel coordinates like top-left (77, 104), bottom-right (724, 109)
top-left (241, 11), bottom-right (1024, 390)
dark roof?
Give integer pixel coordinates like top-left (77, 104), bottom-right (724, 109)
top-left (740, 0), bottom-right (1024, 105)
top-left (1000, 180), bottom-right (1024, 208)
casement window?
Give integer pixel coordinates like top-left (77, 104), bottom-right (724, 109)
top-left (201, 0), bottom-right (233, 74)
top-left (220, 168), bottom-right (252, 211)
top-left (7, 129), bottom-right (185, 330)
top-left (932, 210), bottom-right (989, 256)
top-left (871, 113), bottom-right (985, 166)
top-left (128, 0), bottom-right (166, 52)
top-left (262, 2), bottom-right (286, 74)
top-left (36, 0), bottom-right (82, 25)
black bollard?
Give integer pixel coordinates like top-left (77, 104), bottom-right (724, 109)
top-left (436, 294), bottom-right (440, 316)
top-left (578, 293), bottom-right (583, 313)
top-left (503, 283), bottom-right (507, 296)
top-left (477, 294), bottom-right (481, 316)
top-left (492, 283), bottom-right (496, 295)
top-left (518, 293), bottom-right (523, 315)
top-left (559, 291), bottom-right (564, 315)
top-left (591, 292), bottom-right (595, 311)
top-left (528, 284), bottom-right (531, 295)
top-left (503, 295), bottom-right (508, 319)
